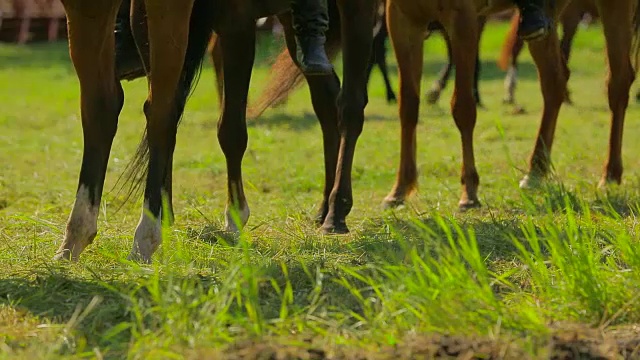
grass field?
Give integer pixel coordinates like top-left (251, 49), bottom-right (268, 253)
top-left (2, 22), bottom-right (640, 359)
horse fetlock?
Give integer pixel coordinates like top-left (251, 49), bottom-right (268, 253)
top-left (224, 203), bottom-right (250, 234)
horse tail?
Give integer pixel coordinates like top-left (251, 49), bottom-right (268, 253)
top-left (631, 0), bottom-right (640, 73)
top-left (497, 10), bottom-right (520, 71)
top-left (112, 0), bottom-right (215, 206)
top-left (247, 3), bottom-right (342, 119)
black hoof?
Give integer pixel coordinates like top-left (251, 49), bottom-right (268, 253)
top-left (458, 200), bottom-right (481, 212)
top-left (320, 221), bottom-right (349, 235)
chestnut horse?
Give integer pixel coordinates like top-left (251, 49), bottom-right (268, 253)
top-left (383, 0), bottom-right (639, 210)
top-left (55, 0), bottom-right (377, 262)
top-left (369, 17), bottom-right (486, 107)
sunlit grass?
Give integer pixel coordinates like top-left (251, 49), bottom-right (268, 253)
top-left (2, 23), bottom-right (640, 358)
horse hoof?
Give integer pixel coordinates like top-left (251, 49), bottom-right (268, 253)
top-left (598, 176), bottom-right (621, 191)
top-left (425, 90), bottom-right (441, 104)
top-left (458, 200), bottom-right (481, 212)
top-left (511, 105), bottom-right (526, 115)
top-left (52, 249), bottom-right (74, 262)
top-left (519, 175), bottom-right (544, 190)
top-left (320, 221), bottom-right (350, 235)
top-left (127, 252), bottom-right (152, 264)
top-left (382, 196), bottom-right (405, 210)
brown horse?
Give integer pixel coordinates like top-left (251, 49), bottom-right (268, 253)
top-left (56, 0), bottom-right (377, 262)
top-left (498, 0), bottom-right (599, 105)
top-left (383, 0), bottom-right (639, 210)
top-left (54, 0), bottom-right (215, 262)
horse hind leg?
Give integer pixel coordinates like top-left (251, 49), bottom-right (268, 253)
top-left (129, 0), bottom-right (196, 262)
top-left (445, 7), bottom-right (481, 210)
top-left (598, 2), bottom-right (635, 188)
top-left (425, 26), bottom-right (452, 105)
top-left (382, 3), bottom-right (425, 209)
top-left (54, 0), bottom-right (123, 261)
top-left (375, 26), bottom-right (397, 104)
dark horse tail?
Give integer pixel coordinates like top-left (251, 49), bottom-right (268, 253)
top-left (112, 0), bottom-right (215, 205)
top-left (246, 2), bottom-right (342, 119)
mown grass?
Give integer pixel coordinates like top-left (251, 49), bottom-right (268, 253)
top-left (2, 22), bottom-right (640, 359)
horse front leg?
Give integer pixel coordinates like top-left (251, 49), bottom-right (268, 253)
top-left (445, 7), bottom-right (481, 210)
top-left (280, 12), bottom-right (342, 226)
top-left (597, 1), bottom-right (635, 188)
top-left (519, 30), bottom-right (568, 189)
top-left (382, 2), bottom-right (425, 209)
top-left (320, 0), bottom-right (375, 233)
top-left (216, 17), bottom-right (256, 233)
top-left (129, 0), bottom-right (195, 262)
top-left (55, 0), bottom-right (123, 261)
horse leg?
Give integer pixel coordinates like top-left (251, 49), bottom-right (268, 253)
top-left (54, 0), bottom-right (123, 261)
top-left (473, 16), bottom-right (487, 108)
top-left (320, 0), bottom-right (375, 233)
top-left (375, 25), bottom-right (397, 104)
top-left (210, 33), bottom-right (224, 109)
top-left (426, 28), bottom-right (452, 105)
top-left (279, 13), bottom-right (341, 225)
top-left (519, 31), bottom-right (568, 188)
top-left (597, 3), bottom-right (634, 187)
top-left (129, 0), bottom-right (195, 262)
top-left (502, 12), bottom-right (524, 105)
top-left (446, 7), bottom-right (481, 209)
top-left (216, 18), bottom-right (256, 233)
top-left (382, 3), bottom-right (424, 209)
top-left (559, 9), bottom-right (581, 105)
top-left (365, 32), bottom-right (377, 94)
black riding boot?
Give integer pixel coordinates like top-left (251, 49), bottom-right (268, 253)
top-left (291, 0), bottom-right (333, 75)
top-left (115, 0), bottom-right (146, 80)
top-left (514, 0), bottom-right (552, 41)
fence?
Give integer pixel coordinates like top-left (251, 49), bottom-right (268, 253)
top-left (0, 0), bottom-right (65, 43)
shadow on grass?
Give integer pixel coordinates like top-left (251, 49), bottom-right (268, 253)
top-left (0, 271), bottom-right (132, 356)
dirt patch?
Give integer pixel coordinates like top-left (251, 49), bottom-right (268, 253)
top-left (187, 324), bottom-right (640, 359)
